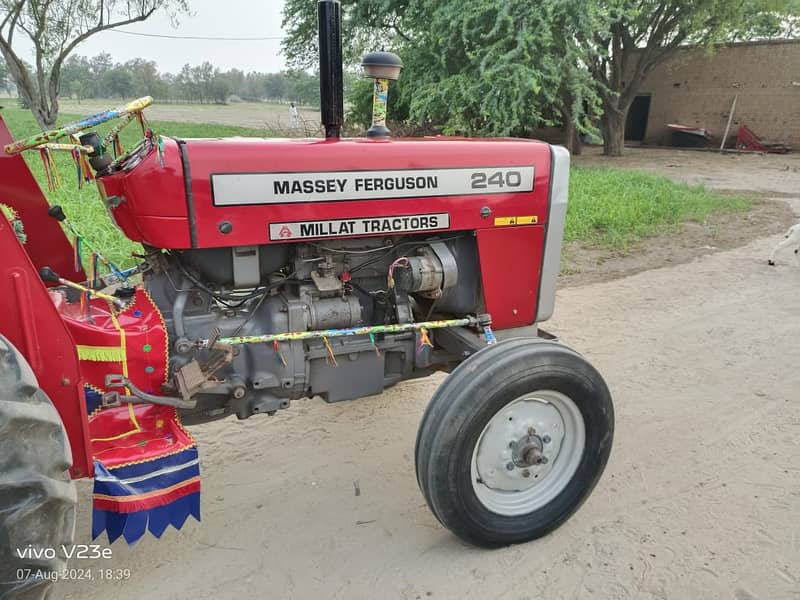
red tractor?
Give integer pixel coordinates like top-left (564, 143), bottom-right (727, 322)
top-left (0, 2), bottom-right (613, 596)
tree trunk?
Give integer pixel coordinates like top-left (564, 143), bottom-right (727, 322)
top-left (563, 118), bottom-right (576, 154)
top-left (560, 100), bottom-right (582, 155)
top-left (572, 127), bottom-right (583, 156)
top-left (33, 101), bottom-right (57, 130)
top-left (601, 104), bottom-right (627, 156)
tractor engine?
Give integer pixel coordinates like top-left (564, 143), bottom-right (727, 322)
top-left (144, 233), bottom-right (478, 423)
top-left (90, 126), bottom-right (566, 425)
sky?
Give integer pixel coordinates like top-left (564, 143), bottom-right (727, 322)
top-left (18, 0), bottom-right (289, 74)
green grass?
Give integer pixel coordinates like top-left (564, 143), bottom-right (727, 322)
top-left (0, 107), bottom-right (270, 268)
top-left (566, 167), bottom-right (750, 251)
top-left (0, 106), bottom-right (751, 270)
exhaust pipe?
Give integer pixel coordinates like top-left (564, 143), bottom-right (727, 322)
top-left (318, 0), bottom-right (344, 139)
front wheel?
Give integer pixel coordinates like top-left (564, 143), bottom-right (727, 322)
top-left (415, 338), bottom-right (613, 547)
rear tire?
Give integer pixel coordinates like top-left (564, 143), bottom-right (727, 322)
top-left (415, 338), bottom-right (613, 547)
top-left (0, 336), bottom-right (77, 599)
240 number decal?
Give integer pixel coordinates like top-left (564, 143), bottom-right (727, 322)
top-left (471, 170), bottom-right (524, 189)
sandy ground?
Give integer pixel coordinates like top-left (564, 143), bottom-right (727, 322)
top-left (59, 149), bottom-right (799, 600)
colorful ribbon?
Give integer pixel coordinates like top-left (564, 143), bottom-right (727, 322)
top-left (4, 96), bottom-right (153, 155)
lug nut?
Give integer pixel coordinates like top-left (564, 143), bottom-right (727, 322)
top-left (543, 435), bottom-right (551, 444)
top-left (522, 469), bottom-right (531, 478)
top-left (506, 462), bottom-right (515, 471)
top-left (541, 456), bottom-right (549, 464)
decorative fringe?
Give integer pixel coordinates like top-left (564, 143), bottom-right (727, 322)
top-left (80, 289), bottom-right (89, 320)
top-left (77, 344), bottom-right (126, 362)
top-left (72, 146), bottom-right (82, 189)
top-left (71, 146), bottom-right (94, 189)
top-left (68, 135), bottom-right (95, 188)
top-left (113, 135), bottom-right (124, 158)
top-left (91, 252), bottom-right (100, 290)
top-left (273, 340), bottom-right (287, 367)
top-left (81, 151), bottom-right (95, 182)
top-left (73, 235), bottom-right (84, 272)
top-left (322, 336), bottom-right (338, 366)
top-left (0, 204), bottom-right (26, 244)
top-left (418, 327), bottom-right (433, 351)
top-left (369, 332), bottom-right (381, 357)
top-left (155, 131), bottom-right (165, 167)
top-left (40, 147), bottom-right (62, 191)
top-left (91, 447), bottom-right (201, 545)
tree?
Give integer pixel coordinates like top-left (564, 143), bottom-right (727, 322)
top-left (403, 1), bottom-right (604, 142)
top-left (60, 55), bottom-right (91, 100)
top-left (88, 51), bottom-right (113, 98)
top-left (125, 58), bottom-right (166, 99)
top-left (209, 69), bottom-right (231, 104)
top-left (263, 72), bottom-right (289, 102)
top-left (176, 63), bottom-right (196, 102)
top-left (286, 70), bottom-right (319, 106)
top-left (282, 0), bottom-right (408, 70)
top-left (586, 0), bottom-right (800, 155)
top-left (282, 0), bottom-right (603, 144)
top-left (284, 0), bottom-right (799, 155)
top-left (0, 55), bottom-right (7, 94)
top-left (0, 0), bottom-right (188, 129)
top-left (105, 66), bottom-right (133, 99)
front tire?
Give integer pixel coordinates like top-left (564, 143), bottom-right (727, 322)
top-left (0, 336), bottom-right (77, 599)
top-left (415, 338), bottom-right (613, 547)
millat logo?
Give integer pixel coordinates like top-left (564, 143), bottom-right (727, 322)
top-left (278, 225), bottom-right (293, 238)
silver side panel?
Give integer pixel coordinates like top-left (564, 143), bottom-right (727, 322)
top-left (536, 145), bottom-right (570, 322)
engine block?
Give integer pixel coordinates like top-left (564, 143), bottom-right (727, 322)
top-left (145, 233), bottom-right (479, 423)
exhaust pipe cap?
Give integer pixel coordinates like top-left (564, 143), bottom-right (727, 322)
top-left (361, 51), bottom-right (403, 81)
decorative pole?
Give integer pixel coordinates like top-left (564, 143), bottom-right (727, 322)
top-left (361, 51), bottom-right (403, 138)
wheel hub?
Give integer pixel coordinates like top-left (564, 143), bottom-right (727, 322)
top-left (474, 397), bottom-right (564, 493)
top-left (511, 430), bottom-right (546, 468)
top-left (470, 390), bottom-right (586, 516)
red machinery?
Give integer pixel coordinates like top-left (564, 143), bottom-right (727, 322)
top-left (0, 2), bottom-right (613, 596)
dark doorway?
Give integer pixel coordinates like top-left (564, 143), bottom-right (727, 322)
top-left (625, 95), bottom-right (651, 141)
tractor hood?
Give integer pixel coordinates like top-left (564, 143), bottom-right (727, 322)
top-left (96, 136), bottom-right (553, 251)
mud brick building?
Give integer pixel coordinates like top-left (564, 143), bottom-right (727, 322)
top-left (625, 39), bottom-right (800, 147)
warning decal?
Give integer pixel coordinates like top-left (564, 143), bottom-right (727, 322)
top-left (269, 213), bottom-right (450, 241)
top-left (212, 166), bottom-right (534, 205)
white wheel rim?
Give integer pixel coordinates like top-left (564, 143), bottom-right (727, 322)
top-left (470, 390), bottom-right (585, 516)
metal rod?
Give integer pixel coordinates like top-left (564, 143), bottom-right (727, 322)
top-left (206, 317), bottom-right (480, 347)
top-left (720, 94), bottom-right (738, 151)
top-left (41, 143), bottom-right (94, 153)
top-left (57, 277), bottom-right (126, 309)
top-left (317, 0), bottom-right (344, 139)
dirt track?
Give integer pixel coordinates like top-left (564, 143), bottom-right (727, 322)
top-left (62, 149), bottom-right (800, 600)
